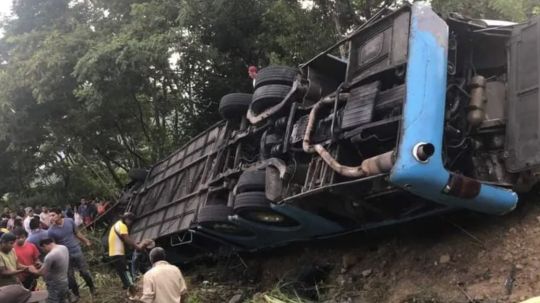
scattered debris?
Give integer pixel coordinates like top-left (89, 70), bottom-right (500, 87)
top-left (361, 269), bottom-right (373, 277)
top-left (342, 253), bottom-right (360, 272)
top-left (228, 293), bottom-right (243, 303)
top-left (456, 282), bottom-right (473, 302)
top-left (439, 254), bottom-right (451, 264)
top-left (504, 265), bottom-right (517, 295)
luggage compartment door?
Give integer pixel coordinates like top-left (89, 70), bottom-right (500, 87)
top-left (506, 17), bottom-right (540, 172)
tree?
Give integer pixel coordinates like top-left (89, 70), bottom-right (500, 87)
top-left (0, 0), bottom-right (537, 207)
top-left (432, 0), bottom-right (540, 21)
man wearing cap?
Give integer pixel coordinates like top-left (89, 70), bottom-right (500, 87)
top-left (47, 208), bottom-right (95, 299)
top-left (0, 233), bottom-right (29, 287)
top-left (108, 212), bottom-right (144, 295)
top-left (140, 247), bottom-right (187, 303)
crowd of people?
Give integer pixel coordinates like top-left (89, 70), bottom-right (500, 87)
top-left (0, 198), bottom-right (111, 234)
top-left (62, 198), bottom-right (111, 227)
top-left (0, 205), bottom-right (95, 303)
top-left (0, 202), bottom-right (187, 303)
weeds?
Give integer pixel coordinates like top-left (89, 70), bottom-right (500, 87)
top-left (73, 228), bottom-right (313, 303)
top-left (185, 290), bottom-right (204, 303)
top-left (248, 281), bottom-right (310, 303)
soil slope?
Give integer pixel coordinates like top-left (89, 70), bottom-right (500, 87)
top-left (182, 192), bottom-right (540, 303)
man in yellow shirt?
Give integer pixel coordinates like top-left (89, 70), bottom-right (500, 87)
top-left (140, 247), bottom-right (187, 303)
top-left (108, 212), bottom-right (143, 295)
top-left (0, 233), bottom-right (29, 287)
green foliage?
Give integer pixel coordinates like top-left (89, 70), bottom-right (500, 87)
top-left (185, 291), bottom-right (204, 303)
top-left (258, 0), bottom-right (338, 65)
top-left (0, 0), bottom-right (535, 207)
top-left (432, 0), bottom-right (540, 21)
top-left (249, 287), bottom-right (307, 303)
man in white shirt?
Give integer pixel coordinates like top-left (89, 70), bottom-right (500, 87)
top-left (39, 207), bottom-right (50, 228)
top-left (23, 208), bottom-right (34, 234)
top-left (140, 247), bottom-right (187, 303)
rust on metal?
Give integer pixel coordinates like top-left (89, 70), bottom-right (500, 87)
top-left (314, 145), bottom-right (394, 178)
top-left (443, 174), bottom-right (482, 199)
top-left (468, 75), bottom-right (487, 128)
top-left (303, 94), bottom-right (394, 177)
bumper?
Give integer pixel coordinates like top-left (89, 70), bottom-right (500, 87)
top-left (389, 3), bottom-right (518, 215)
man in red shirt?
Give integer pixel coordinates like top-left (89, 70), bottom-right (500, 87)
top-left (248, 66), bottom-right (258, 87)
top-left (12, 228), bottom-right (39, 290)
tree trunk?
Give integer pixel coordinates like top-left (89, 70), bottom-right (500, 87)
top-left (103, 159), bottom-right (123, 188)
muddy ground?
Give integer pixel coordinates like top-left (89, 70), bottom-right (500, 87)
top-left (179, 192), bottom-right (540, 303)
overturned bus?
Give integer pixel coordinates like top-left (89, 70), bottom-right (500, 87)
top-left (119, 3), bottom-right (540, 261)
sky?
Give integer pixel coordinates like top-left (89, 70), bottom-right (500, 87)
top-left (0, 1), bottom-right (11, 17)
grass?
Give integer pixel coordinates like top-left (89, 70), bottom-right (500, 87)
top-left (35, 253), bottom-right (126, 303)
top-left (184, 283), bottom-right (309, 303)
top-left (33, 228), bottom-right (128, 303)
top-left (249, 287), bottom-right (308, 303)
top-left (60, 228), bottom-right (314, 303)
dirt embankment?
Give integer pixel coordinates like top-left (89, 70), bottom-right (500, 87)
top-left (183, 193), bottom-right (540, 303)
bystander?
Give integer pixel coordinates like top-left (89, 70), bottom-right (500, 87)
top-left (39, 207), bottom-right (50, 229)
top-left (30, 238), bottom-right (70, 303)
top-left (0, 220), bottom-right (9, 236)
top-left (108, 212), bottom-right (144, 295)
top-left (139, 247), bottom-right (187, 303)
top-left (12, 228), bottom-right (40, 290)
top-left (48, 208), bottom-right (95, 300)
top-left (0, 233), bottom-right (29, 287)
top-left (23, 208), bottom-right (34, 234)
top-left (27, 218), bottom-right (48, 257)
